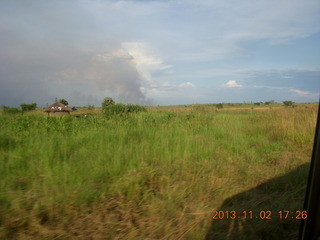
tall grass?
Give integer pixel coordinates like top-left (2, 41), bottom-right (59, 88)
top-left (0, 105), bottom-right (318, 239)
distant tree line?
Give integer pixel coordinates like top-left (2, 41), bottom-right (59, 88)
top-left (1, 103), bottom-right (37, 114)
top-left (20, 103), bottom-right (37, 112)
top-left (264, 100), bottom-right (275, 105)
top-left (0, 98), bottom-right (298, 116)
top-left (1, 106), bottom-right (21, 114)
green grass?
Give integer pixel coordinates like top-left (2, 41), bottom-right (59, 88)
top-left (0, 105), bottom-right (318, 239)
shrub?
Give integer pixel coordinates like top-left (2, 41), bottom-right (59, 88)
top-left (265, 100), bottom-right (275, 105)
top-left (102, 101), bottom-right (147, 115)
top-left (59, 99), bottom-right (69, 106)
top-left (1, 106), bottom-right (21, 114)
top-left (283, 101), bottom-right (295, 107)
top-left (106, 103), bottom-right (127, 115)
top-left (216, 103), bottom-right (223, 109)
top-left (87, 105), bottom-right (95, 110)
top-left (101, 97), bottom-right (115, 112)
top-left (126, 104), bottom-right (147, 113)
top-left (20, 103), bottom-right (37, 112)
top-left (101, 97), bottom-right (146, 115)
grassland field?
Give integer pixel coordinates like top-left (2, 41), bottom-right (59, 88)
top-left (0, 103), bottom-right (318, 239)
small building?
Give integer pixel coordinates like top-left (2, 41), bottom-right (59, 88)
top-left (44, 102), bottom-right (73, 116)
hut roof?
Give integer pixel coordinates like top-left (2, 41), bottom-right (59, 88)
top-left (44, 102), bottom-right (73, 112)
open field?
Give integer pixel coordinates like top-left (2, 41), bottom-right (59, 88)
top-left (0, 104), bottom-right (318, 239)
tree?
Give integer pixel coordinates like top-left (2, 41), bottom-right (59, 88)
top-left (265, 100), bottom-right (275, 105)
top-left (59, 99), bottom-right (68, 106)
top-left (283, 101), bottom-right (295, 107)
top-left (101, 97), bottom-right (115, 112)
top-left (216, 103), bottom-right (223, 109)
top-left (20, 103), bottom-right (37, 112)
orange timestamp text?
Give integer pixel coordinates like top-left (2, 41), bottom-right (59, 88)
top-left (212, 210), bottom-right (307, 220)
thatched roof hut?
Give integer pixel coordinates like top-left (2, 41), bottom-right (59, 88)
top-left (44, 102), bottom-right (72, 116)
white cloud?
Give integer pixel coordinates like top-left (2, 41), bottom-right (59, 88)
top-left (290, 89), bottom-right (312, 97)
top-left (121, 42), bottom-right (172, 82)
top-left (252, 85), bottom-right (288, 90)
top-left (179, 82), bottom-right (195, 88)
top-left (141, 81), bottom-right (196, 100)
top-left (224, 80), bottom-right (242, 88)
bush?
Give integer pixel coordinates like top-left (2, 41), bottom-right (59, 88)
top-left (101, 97), bottom-right (146, 115)
top-left (1, 106), bottom-right (21, 114)
top-left (101, 97), bottom-right (115, 112)
top-left (20, 103), bottom-right (37, 112)
top-left (87, 105), bottom-right (95, 110)
top-left (111, 104), bottom-right (147, 115)
top-left (102, 102), bottom-right (147, 116)
top-left (59, 99), bottom-right (69, 106)
top-left (265, 100), bottom-right (275, 105)
top-left (283, 101), bottom-right (295, 107)
top-left (105, 103), bottom-right (127, 115)
top-left (126, 104), bottom-right (147, 113)
top-left (216, 103), bottom-right (223, 109)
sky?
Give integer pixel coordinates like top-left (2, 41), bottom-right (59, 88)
top-left (0, 0), bottom-right (319, 107)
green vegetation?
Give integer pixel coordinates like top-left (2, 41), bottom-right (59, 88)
top-left (1, 105), bottom-right (21, 114)
top-left (283, 100), bottom-right (295, 107)
top-left (265, 100), bottom-right (275, 105)
top-left (86, 104), bottom-right (95, 110)
top-left (101, 97), bottom-right (147, 115)
top-left (20, 103), bottom-right (37, 112)
top-left (101, 97), bottom-right (115, 110)
top-left (102, 103), bottom-right (147, 115)
top-left (2, 103), bottom-right (37, 115)
top-left (0, 104), bottom-right (318, 239)
top-left (216, 103), bottom-right (224, 109)
top-left (58, 99), bottom-right (69, 106)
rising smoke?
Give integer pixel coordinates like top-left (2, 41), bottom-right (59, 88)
top-left (89, 49), bottom-right (149, 104)
top-left (56, 48), bottom-right (152, 106)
